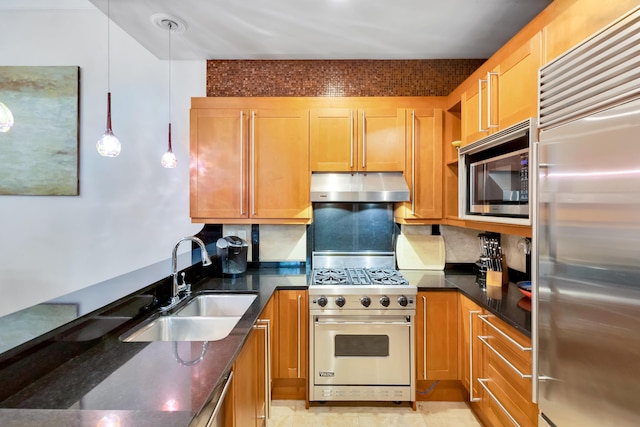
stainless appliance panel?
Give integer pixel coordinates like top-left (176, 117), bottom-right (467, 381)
top-left (537, 97), bottom-right (640, 426)
top-left (311, 315), bottom-right (413, 386)
top-left (310, 172), bottom-right (410, 202)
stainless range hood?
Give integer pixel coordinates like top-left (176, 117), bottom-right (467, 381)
top-left (310, 172), bottom-right (410, 202)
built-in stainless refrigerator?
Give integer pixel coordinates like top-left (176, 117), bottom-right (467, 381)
top-left (535, 7), bottom-right (640, 426)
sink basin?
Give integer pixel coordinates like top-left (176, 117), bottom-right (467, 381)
top-left (120, 316), bottom-right (241, 342)
top-left (175, 294), bottom-right (257, 317)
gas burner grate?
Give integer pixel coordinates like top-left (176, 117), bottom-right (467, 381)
top-left (366, 268), bottom-right (409, 285)
top-left (313, 269), bottom-right (349, 285)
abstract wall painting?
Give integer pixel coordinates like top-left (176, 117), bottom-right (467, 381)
top-left (0, 66), bottom-right (80, 196)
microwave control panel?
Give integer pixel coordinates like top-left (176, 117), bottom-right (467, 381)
top-left (520, 153), bottom-right (529, 202)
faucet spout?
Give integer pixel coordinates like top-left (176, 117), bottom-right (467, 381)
top-left (167, 236), bottom-right (212, 308)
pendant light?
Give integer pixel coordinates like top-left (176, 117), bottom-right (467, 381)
top-left (0, 102), bottom-right (14, 132)
top-left (161, 19), bottom-right (177, 168)
top-left (96, 0), bottom-right (121, 157)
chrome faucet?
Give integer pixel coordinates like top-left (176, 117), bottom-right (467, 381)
top-left (165, 236), bottom-right (212, 309)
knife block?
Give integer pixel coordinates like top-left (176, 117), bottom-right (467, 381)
top-left (486, 255), bottom-right (509, 288)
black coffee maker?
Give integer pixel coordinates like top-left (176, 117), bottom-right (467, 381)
top-left (216, 236), bottom-right (248, 276)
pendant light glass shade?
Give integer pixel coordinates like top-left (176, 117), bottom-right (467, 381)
top-left (161, 123), bottom-right (177, 168)
top-left (96, 92), bottom-right (121, 157)
top-left (0, 102), bottom-right (14, 132)
top-left (97, 0), bottom-right (120, 157)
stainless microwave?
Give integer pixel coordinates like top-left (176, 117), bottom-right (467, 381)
top-left (458, 118), bottom-right (536, 225)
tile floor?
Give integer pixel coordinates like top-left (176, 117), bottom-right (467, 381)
top-left (269, 400), bottom-right (483, 426)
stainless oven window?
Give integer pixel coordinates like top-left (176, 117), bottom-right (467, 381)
top-left (335, 335), bottom-right (389, 357)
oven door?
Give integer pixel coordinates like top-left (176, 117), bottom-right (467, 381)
top-left (312, 314), bottom-right (413, 386)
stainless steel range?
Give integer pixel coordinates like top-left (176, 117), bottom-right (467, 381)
top-left (309, 252), bottom-right (417, 402)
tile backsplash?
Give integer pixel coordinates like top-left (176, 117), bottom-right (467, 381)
top-left (206, 59), bottom-right (486, 97)
top-left (403, 224), bottom-right (528, 274)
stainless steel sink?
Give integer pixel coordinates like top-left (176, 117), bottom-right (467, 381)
top-left (121, 316), bottom-right (241, 342)
top-left (175, 294), bottom-right (257, 317)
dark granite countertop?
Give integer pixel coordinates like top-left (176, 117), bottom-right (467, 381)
top-left (0, 269), bottom-right (307, 427)
top-left (0, 266), bottom-right (531, 426)
top-left (400, 269), bottom-right (532, 338)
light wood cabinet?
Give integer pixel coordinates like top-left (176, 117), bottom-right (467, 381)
top-left (395, 108), bottom-right (443, 221)
top-left (494, 32), bottom-right (542, 130)
top-left (231, 327), bottom-right (263, 427)
top-left (541, 0), bottom-right (639, 65)
top-left (228, 296), bottom-right (274, 427)
top-left (309, 106), bottom-right (406, 172)
top-left (415, 291), bottom-right (458, 400)
top-left (190, 108), bottom-right (247, 219)
top-left (458, 295), bottom-right (483, 401)
top-left (272, 289), bottom-right (308, 400)
top-left (476, 314), bottom-right (538, 427)
top-left (460, 34), bottom-right (541, 147)
top-left (190, 103), bottom-right (311, 224)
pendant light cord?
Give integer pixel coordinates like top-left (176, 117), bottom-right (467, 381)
top-left (107, 0), bottom-right (111, 93)
top-left (168, 20), bottom-right (172, 126)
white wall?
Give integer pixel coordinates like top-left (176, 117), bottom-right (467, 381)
top-left (0, 2), bottom-right (205, 317)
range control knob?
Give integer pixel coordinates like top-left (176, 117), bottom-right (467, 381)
top-left (360, 296), bottom-right (371, 308)
top-left (335, 296), bottom-right (346, 307)
top-left (317, 296), bottom-right (328, 307)
top-left (397, 295), bottom-right (408, 307)
top-left (380, 295), bottom-right (390, 307)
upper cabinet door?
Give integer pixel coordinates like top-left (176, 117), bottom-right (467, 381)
top-left (309, 108), bottom-right (356, 172)
top-left (495, 32), bottom-right (542, 128)
top-left (396, 108), bottom-right (443, 220)
top-left (461, 80), bottom-right (489, 147)
top-left (358, 108), bottom-right (406, 172)
top-left (310, 106), bottom-right (406, 172)
top-left (251, 109), bottom-right (311, 220)
top-left (190, 108), bottom-right (249, 219)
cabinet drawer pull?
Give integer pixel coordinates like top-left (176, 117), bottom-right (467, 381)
top-left (478, 78), bottom-right (488, 133)
top-left (477, 378), bottom-right (520, 427)
top-left (205, 371), bottom-right (234, 427)
top-left (469, 310), bottom-right (481, 402)
top-left (239, 110), bottom-right (244, 216)
top-left (411, 110), bottom-right (416, 215)
top-left (350, 110), bottom-right (354, 169)
top-left (486, 72), bottom-right (499, 130)
top-left (361, 111), bottom-right (366, 168)
top-left (297, 294), bottom-right (301, 378)
top-left (479, 315), bottom-right (532, 352)
top-left (422, 295), bottom-right (427, 380)
top-left (255, 319), bottom-right (271, 420)
top-left (478, 336), bottom-right (532, 379)
top-left (250, 111), bottom-right (256, 216)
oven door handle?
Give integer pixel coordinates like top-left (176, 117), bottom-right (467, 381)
top-left (314, 317), bottom-right (412, 326)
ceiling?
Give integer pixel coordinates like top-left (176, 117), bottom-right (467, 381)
top-left (2, 0), bottom-right (552, 61)
top-left (84, 0), bottom-right (553, 61)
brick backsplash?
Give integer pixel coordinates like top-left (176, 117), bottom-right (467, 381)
top-left (206, 59), bottom-right (486, 97)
